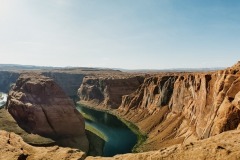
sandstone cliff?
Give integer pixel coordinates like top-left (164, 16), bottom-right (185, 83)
top-left (78, 76), bottom-right (144, 109)
top-left (0, 107), bottom-right (105, 157)
top-left (117, 62), bottom-right (240, 151)
top-left (0, 130), bottom-right (86, 160)
top-left (0, 69), bottom-right (123, 100)
top-left (7, 73), bottom-right (89, 152)
top-left (78, 62), bottom-right (240, 152)
top-left (0, 70), bottom-right (85, 99)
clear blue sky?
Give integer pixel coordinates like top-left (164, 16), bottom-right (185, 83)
top-left (0, 0), bottom-right (240, 69)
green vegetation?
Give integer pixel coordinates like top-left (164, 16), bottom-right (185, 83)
top-left (115, 116), bottom-right (148, 153)
top-left (78, 110), bottom-right (96, 122)
top-left (85, 123), bottom-right (108, 142)
top-left (77, 102), bottom-right (147, 152)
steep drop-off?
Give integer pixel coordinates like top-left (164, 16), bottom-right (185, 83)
top-left (78, 62), bottom-right (240, 152)
top-left (7, 73), bottom-right (89, 152)
top-left (0, 69), bottom-right (124, 100)
top-left (78, 76), bottom-right (145, 109)
top-left (42, 72), bottom-right (86, 99)
top-left (0, 70), bottom-right (85, 98)
top-left (0, 71), bottom-right (20, 93)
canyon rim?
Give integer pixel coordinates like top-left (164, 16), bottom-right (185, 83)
top-left (0, 61), bottom-right (239, 159)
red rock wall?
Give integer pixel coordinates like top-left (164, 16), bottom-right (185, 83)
top-left (7, 73), bottom-right (89, 152)
top-left (78, 76), bottom-right (144, 109)
top-left (78, 62), bottom-right (240, 152)
top-left (118, 63), bottom-right (240, 151)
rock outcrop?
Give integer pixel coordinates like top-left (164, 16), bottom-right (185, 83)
top-left (0, 69), bottom-right (124, 101)
top-left (117, 62), bottom-right (240, 151)
top-left (87, 129), bottom-right (240, 160)
top-left (0, 130), bottom-right (86, 160)
top-left (7, 73), bottom-right (89, 152)
top-left (78, 61), bottom-right (240, 152)
top-left (78, 76), bottom-right (144, 109)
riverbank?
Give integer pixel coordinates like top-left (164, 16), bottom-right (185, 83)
top-left (77, 103), bottom-right (138, 156)
top-left (77, 101), bottom-right (147, 153)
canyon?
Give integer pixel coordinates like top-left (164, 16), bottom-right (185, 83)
top-left (7, 73), bottom-right (89, 152)
top-left (0, 62), bottom-right (240, 159)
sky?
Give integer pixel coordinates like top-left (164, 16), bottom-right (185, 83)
top-left (0, 0), bottom-right (240, 69)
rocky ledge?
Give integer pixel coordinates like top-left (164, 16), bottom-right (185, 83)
top-left (0, 130), bottom-right (86, 160)
top-left (7, 73), bottom-right (89, 152)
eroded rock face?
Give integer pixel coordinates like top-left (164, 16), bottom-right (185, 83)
top-left (78, 61), bottom-right (240, 152)
top-left (7, 73), bottom-right (89, 152)
top-left (78, 76), bottom-right (144, 109)
top-left (0, 130), bottom-right (86, 160)
top-left (118, 62), bottom-right (240, 151)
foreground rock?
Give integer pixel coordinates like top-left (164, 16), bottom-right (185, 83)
top-left (0, 130), bottom-right (85, 160)
top-left (87, 129), bottom-right (240, 160)
top-left (7, 73), bottom-right (89, 152)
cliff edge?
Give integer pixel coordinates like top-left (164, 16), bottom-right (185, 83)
top-left (78, 75), bottom-right (144, 109)
top-left (78, 61), bottom-right (240, 152)
top-left (7, 73), bottom-right (89, 152)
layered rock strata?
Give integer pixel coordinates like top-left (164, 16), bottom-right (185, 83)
top-left (118, 62), bottom-right (240, 151)
top-left (78, 62), bottom-right (240, 152)
top-left (78, 76), bottom-right (144, 109)
top-left (7, 73), bottom-right (89, 152)
top-left (0, 69), bottom-right (125, 99)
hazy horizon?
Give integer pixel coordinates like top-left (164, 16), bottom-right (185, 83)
top-left (0, 0), bottom-right (240, 69)
top-left (0, 63), bottom-right (227, 71)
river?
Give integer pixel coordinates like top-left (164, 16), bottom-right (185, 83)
top-left (0, 92), bottom-right (7, 108)
top-left (76, 104), bottom-right (137, 157)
